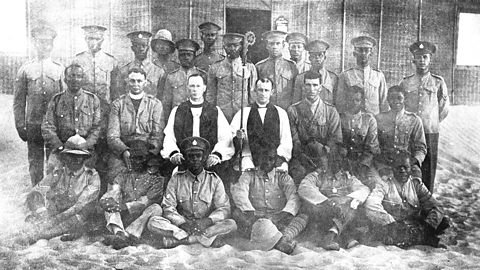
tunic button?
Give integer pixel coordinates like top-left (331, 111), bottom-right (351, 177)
top-left (43, 92), bottom-right (46, 94)
top-left (194, 191), bottom-right (197, 194)
top-left (75, 118), bottom-right (78, 121)
top-left (75, 129), bottom-right (79, 132)
top-left (265, 200), bottom-right (268, 203)
top-left (266, 190), bottom-right (269, 193)
top-left (74, 96), bottom-right (77, 99)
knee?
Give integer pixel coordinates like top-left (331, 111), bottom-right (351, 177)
top-left (146, 203), bottom-right (163, 216)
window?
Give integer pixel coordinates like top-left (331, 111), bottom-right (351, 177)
top-left (457, 12), bottom-right (480, 66)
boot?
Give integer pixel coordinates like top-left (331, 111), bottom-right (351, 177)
top-left (274, 236), bottom-right (297, 254)
top-left (323, 231), bottom-right (340, 251)
top-left (160, 236), bottom-right (191, 249)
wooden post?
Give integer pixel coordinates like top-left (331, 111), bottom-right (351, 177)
top-left (451, 0), bottom-right (458, 104)
top-left (188, 0), bottom-right (193, 39)
top-left (306, 0), bottom-right (311, 35)
top-left (341, 0), bottom-right (347, 72)
top-left (377, 0), bottom-right (384, 69)
top-left (26, 0), bottom-right (31, 60)
top-left (417, 0), bottom-right (422, 41)
top-left (109, 0), bottom-right (113, 54)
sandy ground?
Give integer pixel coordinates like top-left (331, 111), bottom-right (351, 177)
top-left (0, 93), bottom-right (479, 269)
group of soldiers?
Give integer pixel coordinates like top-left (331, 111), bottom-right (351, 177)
top-left (12, 20), bottom-right (450, 253)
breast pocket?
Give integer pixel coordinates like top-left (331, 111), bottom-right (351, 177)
top-left (313, 118), bottom-right (328, 139)
top-left (178, 195), bottom-right (193, 215)
top-left (45, 74), bottom-right (62, 93)
top-left (55, 103), bottom-right (72, 129)
top-left (171, 81), bottom-right (186, 105)
top-left (26, 72), bottom-right (41, 93)
top-left (79, 105), bottom-right (94, 130)
top-left (138, 111), bottom-right (153, 133)
top-left (280, 73), bottom-right (293, 93)
top-left (397, 123), bottom-right (412, 145)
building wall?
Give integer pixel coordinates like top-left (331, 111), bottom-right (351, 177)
top-left (2, 0), bottom-right (477, 105)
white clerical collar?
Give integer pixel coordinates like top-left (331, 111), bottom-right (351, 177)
top-left (129, 92), bottom-right (145, 100)
top-left (189, 99), bottom-right (204, 105)
top-left (256, 102), bottom-right (269, 108)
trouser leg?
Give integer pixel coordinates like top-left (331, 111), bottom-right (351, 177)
top-left (196, 219), bottom-right (237, 247)
top-left (147, 216), bottom-right (189, 240)
top-left (27, 139), bottom-right (45, 186)
top-left (125, 204), bottom-right (163, 238)
top-left (422, 133), bottom-right (439, 193)
top-left (107, 154), bottom-right (127, 184)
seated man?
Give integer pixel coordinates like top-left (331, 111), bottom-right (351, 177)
top-left (231, 148), bottom-right (308, 254)
top-left (339, 85), bottom-right (381, 190)
top-left (365, 150), bottom-right (449, 248)
top-left (298, 147), bottom-right (369, 251)
top-left (148, 137), bottom-right (237, 248)
top-left (15, 134), bottom-right (100, 245)
top-left (100, 140), bottom-right (164, 250)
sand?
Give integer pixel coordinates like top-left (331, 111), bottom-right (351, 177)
top-left (0, 93), bottom-right (479, 269)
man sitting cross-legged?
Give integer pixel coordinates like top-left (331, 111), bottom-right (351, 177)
top-left (298, 147), bottom-right (370, 251)
top-left (147, 136), bottom-right (237, 248)
top-left (231, 148), bottom-right (308, 254)
top-left (100, 140), bottom-right (164, 250)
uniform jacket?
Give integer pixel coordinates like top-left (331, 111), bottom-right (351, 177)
top-left (42, 89), bottom-right (102, 150)
top-left (161, 100), bottom-right (234, 161)
top-left (293, 68), bottom-right (338, 104)
top-left (28, 165), bottom-right (100, 218)
top-left (298, 169), bottom-right (370, 205)
top-left (102, 169), bottom-right (164, 214)
top-left (255, 56), bottom-right (299, 110)
top-left (114, 58), bottom-right (165, 100)
top-left (162, 169), bottom-right (230, 226)
top-left (295, 58), bottom-right (311, 74)
top-left (231, 167), bottom-right (301, 217)
top-left (340, 111), bottom-right (379, 168)
top-left (107, 94), bottom-right (165, 156)
top-left (287, 99), bottom-right (342, 158)
top-left (153, 58), bottom-right (180, 74)
top-left (399, 72), bottom-right (449, 134)
top-left (230, 104), bottom-right (292, 170)
top-left (193, 51), bottom-right (225, 72)
top-left (375, 109), bottom-right (427, 164)
top-left (336, 66), bottom-right (389, 115)
top-left (365, 175), bottom-right (444, 229)
top-left (13, 58), bottom-right (65, 132)
top-left (159, 67), bottom-right (207, 118)
top-left (73, 50), bottom-right (117, 105)
top-left (206, 57), bottom-right (258, 122)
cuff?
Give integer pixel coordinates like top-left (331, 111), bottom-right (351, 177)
top-left (211, 151), bottom-right (222, 160)
top-left (169, 150), bottom-right (179, 158)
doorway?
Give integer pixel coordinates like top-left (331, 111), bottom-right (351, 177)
top-left (226, 8), bottom-right (271, 64)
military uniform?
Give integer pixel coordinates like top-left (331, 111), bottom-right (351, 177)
top-left (375, 109), bottom-right (427, 171)
top-left (116, 59), bottom-right (164, 99)
top-left (151, 29), bottom-right (180, 74)
top-left (336, 66), bottom-right (388, 115)
top-left (102, 169), bottom-right (164, 238)
top-left (107, 94), bottom-right (165, 182)
top-left (399, 41), bottom-right (450, 192)
top-left (340, 111), bottom-right (380, 189)
top-left (287, 99), bottom-right (342, 181)
top-left (193, 51), bottom-right (225, 73)
top-left (293, 68), bottom-right (338, 104)
top-left (256, 57), bottom-right (298, 110)
top-left (286, 32), bottom-right (310, 74)
top-left (13, 57), bottom-right (65, 186)
top-left (148, 168), bottom-right (237, 247)
top-left (154, 58), bottom-right (180, 74)
top-left (206, 56), bottom-right (257, 122)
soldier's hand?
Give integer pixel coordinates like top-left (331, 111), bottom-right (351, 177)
top-left (236, 129), bottom-right (246, 140)
top-left (192, 218), bottom-right (213, 234)
top-left (122, 150), bottom-right (132, 171)
top-left (17, 127), bottom-right (27, 142)
top-left (179, 221), bottom-right (196, 235)
top-left (146, 181), bottom-right (163, 201)
top-left (170, 153), bottom-right (184, 165)
top-left (206, 154), bottom-right (221, 168)
top-left (99, 197), bottom-right (122, 212)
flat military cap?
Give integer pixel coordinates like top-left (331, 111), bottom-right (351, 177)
top-left (199, 22), bottom-right (221, 33)
top-left (31, 24), bottom-right (57, 40)
top-left (262, 30), bottom-right (287, 42)
top-left (223, 33), bottom-right (244, 44)
top-left (127, 31), bottom-right (152, 44)
top-left (180, 136), bottom-right (210, 153)
top-left (151, 29), bottom-right (175, 53)
top-left (81, 25), bottom-right (107, 38)
top-left (409, 41), bottom-right (436, 55)
top-left (306, 39), bottom-right (330, 52)
top-left (286, 32), bottom-right (308, 44)
top-left (126, 140), bottom-right (155, 157)
top-left (60, 134), bottom-right (91, 157)
top-left (175, 38), bottom-right (200, 52)
top-left (351, 35), bottom-right (377, 48)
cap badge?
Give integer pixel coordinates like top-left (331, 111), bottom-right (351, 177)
top-left (419, 44), bottom-right (424, 49)
top-left (193, 140), bottom-right (197, 145)
top-left (139, 34), bottom-right (143, 38)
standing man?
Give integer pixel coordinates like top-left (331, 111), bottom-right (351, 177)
top-left (107, 67), bottom-right (165, 184)
top-left (13, 23), bottom-right (65, 186)
top-left (287, 72), bottom-right (342, 184)
top-left (286, 32), bottom-right (310, 74)
top-left (230, 78), bottom-right (292, 172)
top-left (151, 29), bottom-right (180, 74)
top-left (336, 35), bottom-right (388, 115)
top-left (114, 31), bottom-right (164, 99)
top-left (148, 137), bottom-right (237, 249)
top-left (193, 22), bottom-right (224, 73)
top-left (162, 74), bottom-right (234, 172)
top-left (399, 41), bottom-right (449, 192)
top-left (160, 39), bottom-right (206, 118)
top-left (73, 25), bottom-right (118, 185)
top-left (206, 33), bottom-right (258, 122)
top-left (256, 31), bottom-right (299, 110)
top-left (42, 64), bottom-right (102, 176)
top-left (293, 40), bottom-right (338, 104)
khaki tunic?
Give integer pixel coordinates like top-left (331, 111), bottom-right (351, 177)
top-left (293, 68), bottom-right (338, 104)
top-left (193, 51), bottom-right (225, 72)
top-left (115, 59), bottom-right (165, 99)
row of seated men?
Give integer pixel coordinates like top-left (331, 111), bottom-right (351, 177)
top-left (12, 22), bottom-right (450, 252)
